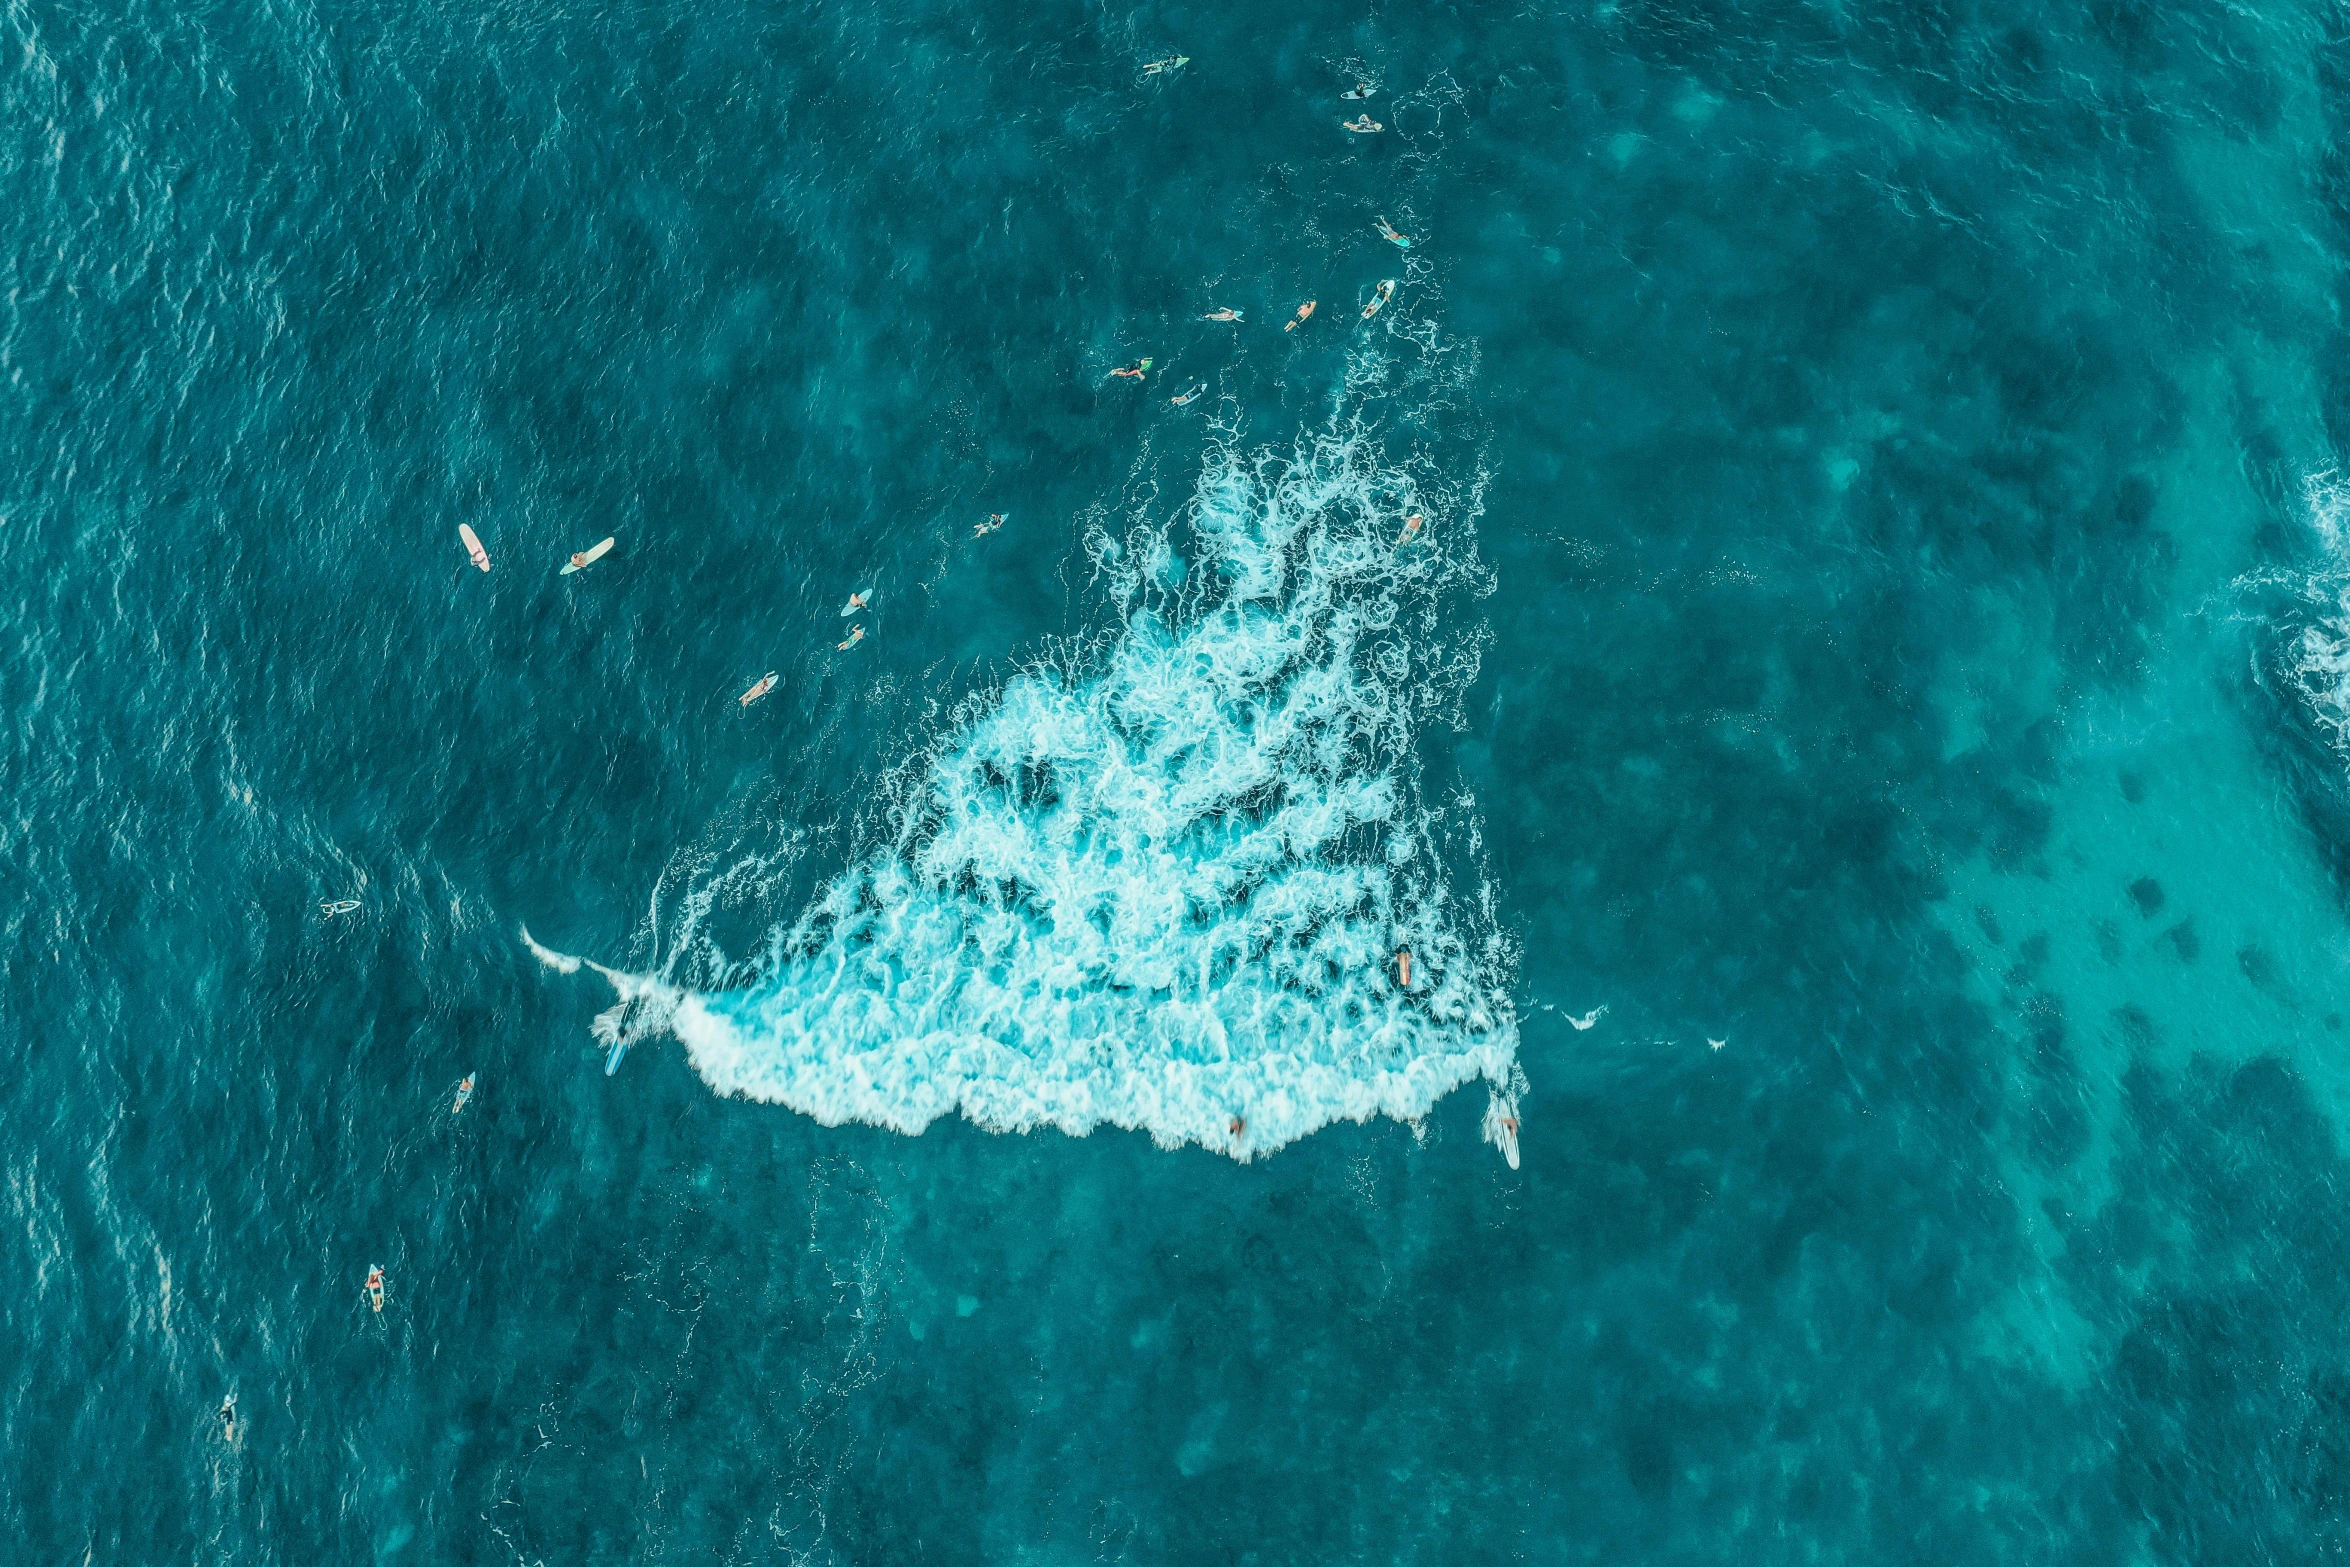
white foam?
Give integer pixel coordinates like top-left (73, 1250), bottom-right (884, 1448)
top-left (568, 418), bottom-right (1520, 1159)
top-left (2289, 469), bottom-right (2350, 756)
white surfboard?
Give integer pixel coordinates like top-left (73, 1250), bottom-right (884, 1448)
top-left (560, 537), bottom-right (615, 575)
top-left (458, 524), bottom-right (491, 572)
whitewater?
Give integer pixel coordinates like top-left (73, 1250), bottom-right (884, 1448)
top-left (534, 410), bottom-right (1523, 1159)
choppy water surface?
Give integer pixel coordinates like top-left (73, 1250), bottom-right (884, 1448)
top-left (10, 0), bottom-right (2350, 1559)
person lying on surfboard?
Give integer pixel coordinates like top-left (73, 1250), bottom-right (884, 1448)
top-left (1362, 279), bottom-right (1395, 320)
top-left (839, 589), bottom-right (871, 616)
top-left (1344, 115), bottom-right (1382, 133)
top-left (1376, 215), bottom-right (1412, 248)
top-left (837, 625), bottom-right (865, 652)
top-left (562, 537), bottom-right (614, 575)
top-left (973, 513), bottom-right (1005, 537)
top-left (365, 1265), bottom-right (385, 1313)
top-left (1109, 358), bottom-right (1153, 379)
top-left (1396, 513), bottom-right (1424, 546)
top-left (1203, 307), bottom-right (1242, 322)
top-left (1284, 301), bottom-right (1316, 332)
top-left (740, 672), bottom-right (777, 706)
top-left (1141, 55), bottom-right (1187, 75)
top-left (1170, 384), bottom-right (1205, 406)
top-left (452, 1075), bottom-right (474, 1114)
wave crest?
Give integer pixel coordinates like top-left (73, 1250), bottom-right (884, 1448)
top-left (581, 416), bottom-right (1518, 1159)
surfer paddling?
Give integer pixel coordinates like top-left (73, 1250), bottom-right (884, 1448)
top-left (458, 523), bottom-right (490, 572)
top-left (1141, 54), bottom-right (1188, 76)
top-left (1284, 300), bottom-right (1316, 332)
top-left (217, 1395), bottom-right (237, 1442)
top-left (739, 672), bottom-right (778, 706)
top-left (320, 899), bottom-right (360, 918)
top-left (973, 513), bottom-right (1006, 537)
top-left (1203, 307), bottom-right (1242, 322)
top-left (1344, 115), bottom-right (1383, 133)
top-left (1109, 358), bottom-right (1153, 380)
top-left (1170, 384), bottom-right (1205, 406)
top-left (1376, 215), bottom-right (1412, 249)
top-left (561, 537), bottom-right (614, 575)
top-left (837, 625), bottom-right (865, 652)
top-left (1362, 279), bottom-right (1395, 320)
top-left (1396, 513), bottom-right (1424, 546)
top-left (452, 1074), bottom-right (474, 1115)
top-left (365, 1265), bottom-right (385, 1314)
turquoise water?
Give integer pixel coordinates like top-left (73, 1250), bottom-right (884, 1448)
top-left (11, 0), bottom-right (2350, 1557)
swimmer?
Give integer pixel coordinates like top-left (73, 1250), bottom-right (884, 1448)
top-left (1342, 82), bottom-right (1376, 100)
top-left (1361, 279), bottom-right (1395, 320)
top-left (1203, 307), bottom-right (1243, 322)
top-left (1109, 357), bottom-right (1153, 380)
top-left (365, 1265), bottom-right (385, 1314)
top-left (1396, 948), bottom-right (1412, 988)
top-left (1141, 55), bottom-right (1188, 76)
top-left (1284, 300), bottom-right (1317, 332)
top-left (1396, 513), bottom-right (1423, 546)
top-left (1343, 115), bottom-right (1383, 133)
top-left (452, 1074), bottom-right (473, 1114)
top-left (837, 624), bottom-right (864, 652)
top-left (839, 588), bottom-right (871, 616)
top-left (973, 513), bottom-right (1005, 537)
top-left (1170, 384), bottom-right (1205, 406)
top-left (739, 671), bottom-right (778, 706)
top-left (1376, 215), bottom-right (1412, 248)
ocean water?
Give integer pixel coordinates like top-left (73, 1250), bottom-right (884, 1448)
top-left (11, 0), bottom-right (2350, 1558)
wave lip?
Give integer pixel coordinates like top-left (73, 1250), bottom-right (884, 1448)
top-left (602, 422), bottom-right (1519, 1159)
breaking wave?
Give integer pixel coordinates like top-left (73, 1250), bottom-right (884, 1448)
top-left (541, 410), bottom-right (1522, 1159)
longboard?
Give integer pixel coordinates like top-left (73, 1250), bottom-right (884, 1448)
top-left (458, 524), bottom-right (491, 572)
top-left (561, 537), bottom-right (615, 575)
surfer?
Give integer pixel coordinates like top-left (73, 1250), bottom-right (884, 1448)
top-left (1170, 384), bottom-right (1205, 406)
top-left (1203, 307), bottom-right (1242, 322)
top-left (740, 672), bottom-right (778, 706)
top-left (1376, 215), bottom-right (1412, 248)
top-left (1396, 513), bottom-right (1424, 546)
top-left (561, 537), bottom-right (614, 575)
top-left (452, 1074), bottom-right (474, 1114)
top-left (1342, 82), bottom-right (1376, 100)
top-left (1396, 948), bottom-right (1412, 987)
top-left (1229, 1116), bottom-right (1245, 1139)
top-left (1284, 300), bottom-right (1316, 332)
top-left (217, 1395), bottom-right (237, 1441)
top-left (365, 1265), bottom-right (385, 1314)
top-left (837, 624), bottom-right (865, 652)
top-left (1141, 54), bottom-right (1188, 75)
top-left (839, 588), bottom-right (871, 616)
top-left (1109, 358), bottom-right (1153, 380)
top-left (320, 899), bottom-right (360, 918)
top-left (973, 513), bottom-right (1006, 537)
top-left (1361, 279), bottom-right (1395, 320)
top-left (1344, 115), bottom-right (1382, 133)
top-left (458, 523), bottom-right (490, 572)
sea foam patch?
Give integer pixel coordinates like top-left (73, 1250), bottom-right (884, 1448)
top-left (555, 420), bottom-right (1521, 1159)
